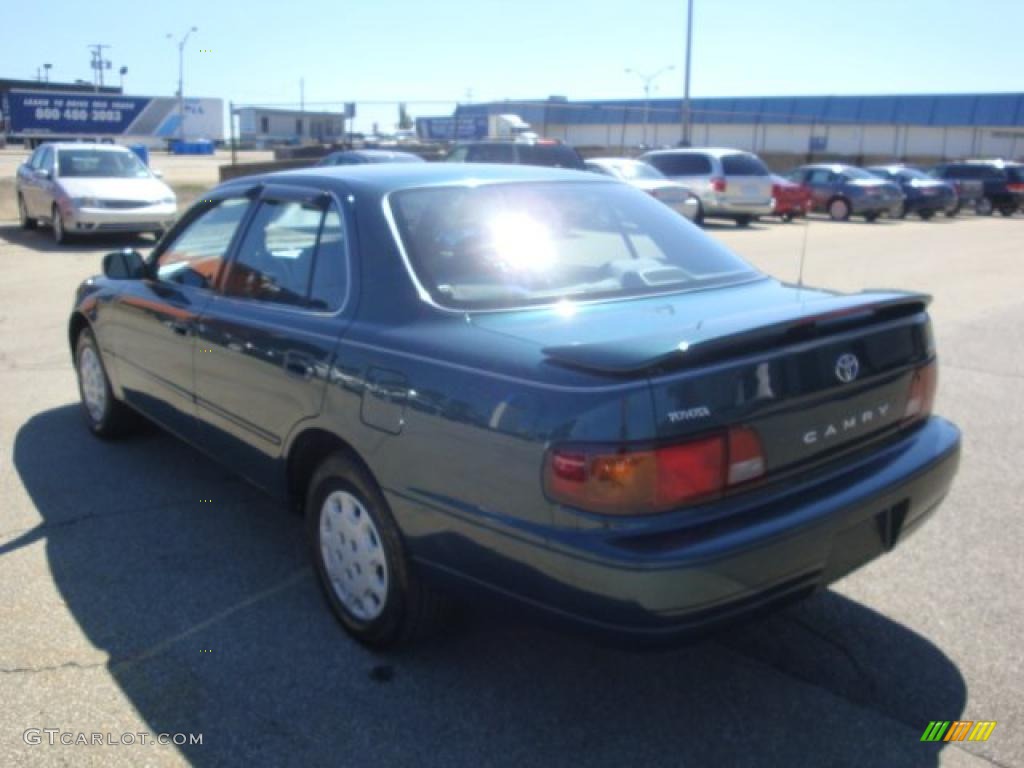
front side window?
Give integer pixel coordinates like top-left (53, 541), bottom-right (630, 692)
top-left (389, 181), bottom-right (759, 310)
top-left (156, 198), bottom-right (251, 289)
top-left (223, 200), bottom-right (347, 311)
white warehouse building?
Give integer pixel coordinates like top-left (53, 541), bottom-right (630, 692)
top-left (456, 93), bottom-right (1024, 163)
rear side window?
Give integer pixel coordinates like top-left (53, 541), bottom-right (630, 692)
top-left (721, 154), bottom-right (769, 176)
top-left (645, 153), bottom-right (712, 176)
top-left (517, 143), bottom-right (585, 170)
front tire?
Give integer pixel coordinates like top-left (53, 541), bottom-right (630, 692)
top-left (307, 452), bottom-right (448, 649)
top-left (735, 215), bottom-right (752, 228)
top-left (864, 211), bottom-right (880, 223)
top-left (52, 204), bottom-right (69, 244)
top-left (18, 194), bottom-right (37, 230)
top-left (998, 205), bottom-right (1017, 217)
top-left (828, 197), bottom-right (851, 221)
top-left (75, 328), bottom-right (138, 438)
top-left (919, 209), bottom-right (935, 220)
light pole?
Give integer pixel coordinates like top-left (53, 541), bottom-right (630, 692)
top-left (43, 63), bottom-right (52, 83)
top-left (167, 26), bottom-right (198, 146)
top-left (624, 65), bottom-right (675, 148)
top-left (119, 66), bottom-right (127, 90)
top-left (681, 0), bottom-right (694, 146)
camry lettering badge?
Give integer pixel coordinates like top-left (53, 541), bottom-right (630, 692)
top-left (835, 353), bottom-right (860, 384)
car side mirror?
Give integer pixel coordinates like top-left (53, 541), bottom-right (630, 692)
top-left (103, 249), bottom-right (148, 280)
top-left (36, 168), bottom-right (52, 179)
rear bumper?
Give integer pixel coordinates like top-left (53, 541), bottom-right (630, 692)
top-left (410, 416), bottom-right (960, 647)
top-left (549, 417), bottom-right (960, 645)
top-left (702, 195), bottom-right (774, 218)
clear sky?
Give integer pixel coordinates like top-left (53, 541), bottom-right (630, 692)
top-left (3, 0), bottom-right (1022, 132)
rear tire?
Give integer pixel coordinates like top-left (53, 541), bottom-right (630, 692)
top-left (75, 327), bottom-right (139, 438)
top-left (945, 202), bottom-right (960, 218)
top-left (693, 200), bottom-right (705, 226)
top-left (307, 452), bottom-right (449, 649)
top-left (828, 197), bottom-right (851, 221)
top-left (919, 209), bottom-right (935, 220)
top-left (18, 194), bottom-right (36, 230)
top-left (998, 205), bottom-right (1017, 217)
top-left (975, 197), bottom-right (994, 216)
top-left (781, 212), bottom-right (794, 222)
top-left (735, 215), bottom-right (752, 228)
top-left (864, 211), bottom-right (879, 223)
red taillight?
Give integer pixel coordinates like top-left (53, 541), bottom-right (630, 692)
top-left (1006, 183), bottom-right (1024, 193)
top-left (545, 428), bottom-right (764, 515)
top-left (903, 361), bottom-right (938, 422)
top-left (711, 177), bottom-right (727, 193)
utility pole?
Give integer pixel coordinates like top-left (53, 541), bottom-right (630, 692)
top-left (625, 65), bottom-right (675, 148)
top-left (167, 27), bottom-right (198, 146)
top-left (43, 63), bottom-right (52, 83)
top-left (681, 0), bottom-right (694, 146)
top-left (88, 44), bottom-right (112, 92)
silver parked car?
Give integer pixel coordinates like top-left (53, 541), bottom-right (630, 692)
top-left (585, 157), bottom-right (700, 221)
top-left (639, 148), bottom-right (774, 226)
top-left (16, 143), bottom-right (178, 244)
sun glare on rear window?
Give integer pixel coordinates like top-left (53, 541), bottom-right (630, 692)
top-left (388, 181), bottom-right (760, 310)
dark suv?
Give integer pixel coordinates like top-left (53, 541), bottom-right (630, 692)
top-left (446, 139), bottom-right (586, 170)
top-left (929, 161), bottom-right (1024, 216)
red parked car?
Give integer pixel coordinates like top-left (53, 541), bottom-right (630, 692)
top-left (770, 174), bottom-right (811, 221)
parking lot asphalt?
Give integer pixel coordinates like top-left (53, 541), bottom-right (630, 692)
top-left (0, 211), bottom-right (1021, 767)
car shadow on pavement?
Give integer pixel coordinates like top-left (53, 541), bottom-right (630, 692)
top-left (0, 224), bottom-right (156, 254)
top-left (11, 404), bottom-right (967, 767)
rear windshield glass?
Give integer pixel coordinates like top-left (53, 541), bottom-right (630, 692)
top-left (645, 153), bottom-right (712, 176)
top-left (517, 143), bottom-right (585, 169)
top-left (842, 167), bottom-right (879, 180)
top-left (388, 181), bottom-right (759, 310)
top-left (57, 149), bottom-right (151, 178)
top-left (721, 154), bottom-right (769, 176)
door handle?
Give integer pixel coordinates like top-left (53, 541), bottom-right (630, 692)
top-left (284, 351), bottom-right (315, 380)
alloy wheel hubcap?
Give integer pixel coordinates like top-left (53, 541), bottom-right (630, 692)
top-left (832, 201), bottom-right (848, 219)
top-left (319, 490), bottom-right (389, 621)
top-left (79, 346), bottom-right (107, 423)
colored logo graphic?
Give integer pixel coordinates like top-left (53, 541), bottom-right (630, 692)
top-left (921, 721), bottom-right (996, 742)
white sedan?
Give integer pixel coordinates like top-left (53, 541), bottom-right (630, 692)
top-left (585, 157), bottom-right (700, 222)
top-left (16, 143), bottom-right (178, 244)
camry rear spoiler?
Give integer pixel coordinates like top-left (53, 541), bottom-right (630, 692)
top-left (541, 291), bottom-right (931, 375)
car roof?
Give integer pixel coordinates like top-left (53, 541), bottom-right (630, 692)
top-left (642, 147), bottom-right (753, 158)
top-left (330, 149), bottom-right (422, 160)
top-left (39, 142), bottom-right (132, 152)
top-left (799, 163), bottom-right (857, 171)
top-left (586, 157), bottom-right (644, 165)
top-left (223, 162), bottom-right (611, 196)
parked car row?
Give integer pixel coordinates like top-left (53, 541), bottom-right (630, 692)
top-left (13, 139), bottom-right (1022, 248)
